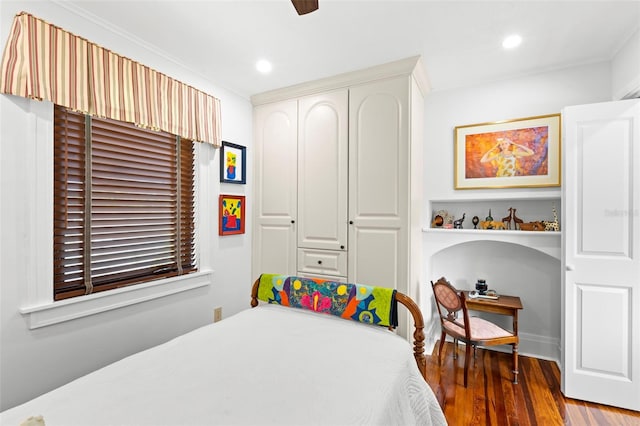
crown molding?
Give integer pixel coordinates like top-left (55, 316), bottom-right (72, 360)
top-left (251, 56), bottom-right (431, 106)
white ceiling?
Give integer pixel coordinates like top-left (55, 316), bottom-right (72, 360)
top-left (59, 1), bottom-right (640, 98)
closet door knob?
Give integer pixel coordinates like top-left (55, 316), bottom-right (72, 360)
top-left (340, 245), bottom-right (345, 250)
top-left (317, 260), bottom-right (322, 265)
top-left (349, 220), bottom-right (354, 225)
top-left (291, 220), bottom-right (295, 224)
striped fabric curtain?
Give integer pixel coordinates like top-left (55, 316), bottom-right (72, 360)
top-left (0, 11), bottom-right (91, 112)
top-left (0, 12), bottom-right (221, 147)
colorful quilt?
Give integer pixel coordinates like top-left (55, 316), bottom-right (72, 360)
top-left (257, 274), bottom-right (398, 327)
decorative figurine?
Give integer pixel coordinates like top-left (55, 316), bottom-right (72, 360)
top-left (472, 216), bottom-right (480, 229)
top-left (485, 209), bottom-right (493, 222)
top-left (512, 208), bottom-right (523, 230)
top-left (453, 213), bottom-right (466, 229)
top-left (431, 210), bottom-right (454, 228)
top-left (543, 204), bottom-right (560, 231)
top-left (480, 220), bottom-right (506, 230)
top-left (520, 221), bottom-right (545, 231)
top-left (501, 208), bottom-right (513, 230)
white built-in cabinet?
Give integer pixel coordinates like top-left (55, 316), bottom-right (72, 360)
top-left (348, 77), bottom-right (411, 289)
top-left (252, 100), bottom-right (298, 276)
top-left (252, 57), bottom-right (429, 334)
top-left (297, 90), bottom-right (349, 279)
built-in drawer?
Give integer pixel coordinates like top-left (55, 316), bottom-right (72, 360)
top-left (297, 248), bottom-right (347, 278)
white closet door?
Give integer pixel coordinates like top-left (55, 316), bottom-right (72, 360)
top-left (253, 100), bottom-right (298, 277)
top-left (562, 98), bottom-right (640, 411)
top-left (297, 90), bottom-right (348, 252)
top-left (348, 77), bottom-right (408, 291)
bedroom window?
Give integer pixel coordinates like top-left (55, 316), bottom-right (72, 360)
top-left (53, 105), bottom-right (197, 301)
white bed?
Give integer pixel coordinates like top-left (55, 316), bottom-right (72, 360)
top-left (1, 282), bottom-right (446, 426)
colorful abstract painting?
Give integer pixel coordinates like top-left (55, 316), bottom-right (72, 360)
top-left (220, 141), bottom-right (246, 184)
top-left (454, 114), bottom-right (561, 189)
top-left (219, 194), bottom-right (245, 235)
top-left (464, 126), bottom-right (549, 179)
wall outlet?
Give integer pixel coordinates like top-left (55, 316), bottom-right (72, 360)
top-left (213, 307), bottom-right (222, 323)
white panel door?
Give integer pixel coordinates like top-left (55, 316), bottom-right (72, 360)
top-left (348, 77), bottom-right (408, 293)
top-left (253, 100), bottom-right (298, 277)
top-left (562, 99), bottom-right (640, 411)
top-left (297, 90), bottom-right (348, 251)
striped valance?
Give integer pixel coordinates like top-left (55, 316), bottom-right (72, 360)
top-left (0, 11), bottom-right (221, 146)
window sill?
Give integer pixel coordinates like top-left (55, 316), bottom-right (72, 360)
top-left (20, 271), bottom-right (213, 329)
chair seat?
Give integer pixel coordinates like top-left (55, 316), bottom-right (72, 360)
top-left (443, 316), bottom-right (515, 340)
top-left (432, 277), bottom-right (520, 386)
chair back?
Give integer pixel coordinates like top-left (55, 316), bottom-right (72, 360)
top-left (431, 277), bottom-right (470, 338)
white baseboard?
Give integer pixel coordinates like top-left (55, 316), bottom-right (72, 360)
top-left (519, 332), bottom-right (560, 364)
top-left (423, 316), bottom-right (440, 354)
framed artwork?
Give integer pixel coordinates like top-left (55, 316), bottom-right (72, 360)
top-left (454, 114), bottom-right (561, 190)
top-left (219, 194), bottom-right (245, 235)
top-left (220, 141), bottom-right (246, 184)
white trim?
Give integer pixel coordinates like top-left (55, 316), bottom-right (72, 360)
top-left (423, 227), bottom-right (561, 261)
top-left (21, 271), bottom-right (213, 329)
top-left (615, 74), bottom-right (640, 100)
top-left (250, 56), bottom-right (430, 105)
top-left (28, 100), bottom-right (55, 306)
top-left (423, 313), bottom-right (440, 354)
top-left (518, 331), bottom-right (561, 363)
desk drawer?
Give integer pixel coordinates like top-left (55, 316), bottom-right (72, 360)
top-left (297, 248), bottom-right (347, 277)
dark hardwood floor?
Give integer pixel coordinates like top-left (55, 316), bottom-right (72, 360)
top-left (424, 341), bottom-right (640, 425)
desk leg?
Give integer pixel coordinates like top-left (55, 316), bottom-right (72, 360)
top-left (513, 310), bottom-right (519, 384)
top-left (512, 344), bottom-right (519, 384)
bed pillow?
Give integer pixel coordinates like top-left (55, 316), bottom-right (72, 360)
top-left (257, 274), bottom-right (398, 327)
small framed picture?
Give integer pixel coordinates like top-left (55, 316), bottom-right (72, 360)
top-left (454, 114), bottom-right (561, 190)
top-left (220, 141), bottom-right (246, 184)
top-left (219, 194), bottom-right (245, 235)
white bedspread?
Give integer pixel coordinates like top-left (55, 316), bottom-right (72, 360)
top-left (1, 304), bottom-right (446, 426)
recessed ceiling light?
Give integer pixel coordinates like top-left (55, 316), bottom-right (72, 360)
top-left (502, 34), bottom-right (522, 49)
top-left (256, 59), bottom-right (272, 74)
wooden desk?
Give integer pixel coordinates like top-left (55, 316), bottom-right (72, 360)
top-left (463, 292), bottom-right (523, 336)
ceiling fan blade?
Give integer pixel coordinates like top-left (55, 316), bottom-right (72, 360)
top-left (291, 0), bottom-right (318, 15)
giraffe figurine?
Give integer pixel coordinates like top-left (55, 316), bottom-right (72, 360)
top-left (543, 204), bottom-right (560, 231)
top-left (501, 208), bottom-right (513, 230)
top-left (512, 208), bottom-right (523, 230)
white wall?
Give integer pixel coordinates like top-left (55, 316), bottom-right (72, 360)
top-left (612, 28), bottom-right (640, 100)
top-left (0, 1), bottom-right (628, 411)
top-left (0, 2), bottom-right (253, 410)
top-left (421, 62), bottom-right (612, 361)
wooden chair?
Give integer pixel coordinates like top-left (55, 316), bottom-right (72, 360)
top-left (431, 277), bottom-right (519, 386)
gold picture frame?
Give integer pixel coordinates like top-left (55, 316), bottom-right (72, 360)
top-left (454, 114), bottom-right (561, 190)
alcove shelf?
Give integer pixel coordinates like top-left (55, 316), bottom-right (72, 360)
top-left (425, 193), bottom-right (562, 260)
top-left (422, 227), bottom-right (561, 260)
